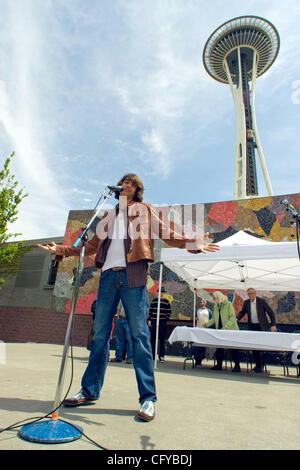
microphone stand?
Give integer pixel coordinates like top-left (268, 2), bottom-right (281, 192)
top-left (19, 187), bottom-right (115, 444)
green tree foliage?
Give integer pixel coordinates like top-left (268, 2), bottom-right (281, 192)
top-left (0, 152), bottom-right (30, 288)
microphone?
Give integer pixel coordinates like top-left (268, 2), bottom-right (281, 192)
top-left (108, 185), bottom-right (123, 193)
top-left (280, 198), bottom-right (290, 207)
top-left (280, 199), bottom-right (300, 221)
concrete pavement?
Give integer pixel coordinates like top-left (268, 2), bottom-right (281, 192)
top-left (0, 343), bottom-right (299, 451)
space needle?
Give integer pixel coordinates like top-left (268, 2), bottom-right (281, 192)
top-left (203, 16), bottom-right (280, 199)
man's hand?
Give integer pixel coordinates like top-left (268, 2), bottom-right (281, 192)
top-left (271, 326), bottom-right (277, 332)
top-left (187, 232), bottom-right (220, 254)
top-left (37, 241), bottom-right (57, 254)
top-left (199, 239), bottom-right (220, 253)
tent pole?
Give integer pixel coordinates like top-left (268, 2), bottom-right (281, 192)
top-left (154, 262), bottom-right (163, 370)
top-left (193, 286), bottom-right (197, 327)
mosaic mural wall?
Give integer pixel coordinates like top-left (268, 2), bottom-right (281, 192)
top-left (52, 193), bottom-right (300, 325)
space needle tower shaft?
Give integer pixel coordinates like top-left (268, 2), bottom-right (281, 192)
top-left (203, 16), bottom-right (280, 199)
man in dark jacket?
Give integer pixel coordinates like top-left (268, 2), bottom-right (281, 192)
top-left (237, 287), bottom-right (277, 372)
top-left (148, 287), bottom-right (171, 362)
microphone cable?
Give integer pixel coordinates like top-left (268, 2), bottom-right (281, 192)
top-left (1, 190), bottom-right (119, 449)
top-left (0, 342), bottom-right (109, 450)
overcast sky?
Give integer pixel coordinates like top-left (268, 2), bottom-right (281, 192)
top-left (0, 0), bottom-right (299, 241)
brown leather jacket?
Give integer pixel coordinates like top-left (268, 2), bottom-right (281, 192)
top-left (55, 201), bottom-right (202, 266)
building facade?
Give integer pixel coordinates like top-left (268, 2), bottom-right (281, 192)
top-left (1, 192), bottom-right (300, 347)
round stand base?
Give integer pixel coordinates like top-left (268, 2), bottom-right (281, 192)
top-left (18, 419), bottom-right (83, 444)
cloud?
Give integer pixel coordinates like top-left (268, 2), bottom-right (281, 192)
top-left (141, 129), bottom-right (169, 174)
top-left (0, 0), bottom-right (300, 240)
top-left (0, 1), bottom-right (74, 239)
top-left (90, 0), bottom-right (225, 178)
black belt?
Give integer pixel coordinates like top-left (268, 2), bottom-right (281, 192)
top-left (111, 266), bottom-right (126, 271)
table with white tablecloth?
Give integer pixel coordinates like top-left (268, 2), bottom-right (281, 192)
top-left (168, 326), bottom-right (300, 374)
top-left (168, 326), bottom-right (300, 351)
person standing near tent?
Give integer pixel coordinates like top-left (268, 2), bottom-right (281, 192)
top-left (192, 299), bottom-right (213, 366)
top-left (148, 287), bottom-right (171, 363)
top-left (203, 291), bottom-right (241, 372)
top-left (110, 301), bottom-right (133, 364)
top-left (237, 287), bottom-right (277, 373)
top-left (87, 299), bottom-right (97, 351)
top-left (37, 173), bottom-right (220, 422)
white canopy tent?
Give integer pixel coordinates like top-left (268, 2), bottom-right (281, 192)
top-left (153, 231), bottom-right (300, 368)
top-left (160, 231), bottom-right (300, 292)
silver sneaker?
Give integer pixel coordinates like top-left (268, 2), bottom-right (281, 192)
top-left (137, 400), bottom-right (155, 421)
top-left (63, 390), bottom-right (95, 407)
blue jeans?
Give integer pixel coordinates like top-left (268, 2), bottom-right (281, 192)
top-left (81, 269), bottom-right (156, 403)
top-left (115, 317), bottom-right (133, 359)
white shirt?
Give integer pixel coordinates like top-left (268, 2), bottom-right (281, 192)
top-left (102, 213), bottom-right (126, 271)
top-left (196, 308), bottom-right (209, 328)
top-left (250, 299), bottom-right (259, 324)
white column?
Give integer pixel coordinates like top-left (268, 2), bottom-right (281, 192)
top-left (250, 50), bottom-right (273, 196)
top-left (224, 48), bottom-right (247, 199)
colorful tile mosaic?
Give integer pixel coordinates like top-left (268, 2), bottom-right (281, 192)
top-left (52, 193), bottom-right (300, 325)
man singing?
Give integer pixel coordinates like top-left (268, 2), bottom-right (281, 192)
top-left (38, 174), bottom-right (219, 421)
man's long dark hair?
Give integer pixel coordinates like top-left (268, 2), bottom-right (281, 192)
top-left (116, 173), bottom-right (144, 202)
